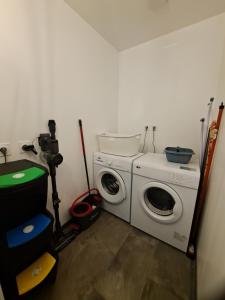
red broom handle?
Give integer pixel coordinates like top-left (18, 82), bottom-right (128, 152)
top-left (79, 119), bottom-right (91, 193)
top-left (192, 102), bottom-right (224, 240)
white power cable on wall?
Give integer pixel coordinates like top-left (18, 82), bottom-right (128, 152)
top-left (152, 126), bottom-right (156, 153)
top-left (142, 125), bottom-right (157, 153)
top-left (141, 126), bottom-right (149, 152)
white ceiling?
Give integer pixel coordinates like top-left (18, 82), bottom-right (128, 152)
top-left (65, 0), bottom-right (225, 50)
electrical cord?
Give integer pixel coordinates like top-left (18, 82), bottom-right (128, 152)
top-left (32, 137), bottom-right (39, 148)
top-left (152, 126), bottom-right (156, 153)
top-left (142, 126), bottom-right (149, 152)
top-left (0, 147), bottom-right (7, 163)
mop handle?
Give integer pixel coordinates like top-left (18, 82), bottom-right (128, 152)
top-left (79, 119), bottom-right (91, 193)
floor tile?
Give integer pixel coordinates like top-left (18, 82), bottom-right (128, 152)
top-left (92, 228), bottom-right (159, 300)
top-left (150, 240), bottom-right (194, 299)
top-left (141, 278), bottom-right (183, 300)
top-left (30, 211), bottom-right (194, 300)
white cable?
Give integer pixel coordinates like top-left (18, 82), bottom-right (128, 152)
top-left (141, 126), bottom-right (148, 152)
top-left (152, 129), bottom-right (156, 153)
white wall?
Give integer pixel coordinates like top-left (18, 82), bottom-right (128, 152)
top-left (197, 27), bottom-right (225, 300)
top-left (118, 13), bottom-right (225, 155)
top-left (0, 0), bottom-right (118, 223)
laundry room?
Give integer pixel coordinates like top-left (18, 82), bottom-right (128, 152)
top-left (0, 0), bottom-right (225, 299)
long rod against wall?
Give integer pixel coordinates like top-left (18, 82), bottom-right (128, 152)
top-left (201, 98), bottom-right (214, 168)
top-left (78, 119), bottom-right (91, 194)
top-left (199, 118), bottom-right (205, 169)
top-left (188, 102), bottom-right (224, 257)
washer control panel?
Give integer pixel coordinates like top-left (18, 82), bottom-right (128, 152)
top-left (94, 153), bottom-right (132, 172)
top-left (133, 158), bottom-right (200, 189)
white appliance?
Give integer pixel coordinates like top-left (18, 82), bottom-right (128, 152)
top-left (93, 152), bottom-right (142, 222)
top-left (131, 153), bottom-right (200, 252)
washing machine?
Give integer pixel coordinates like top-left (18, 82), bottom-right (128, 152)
top-left (131, 153), bottom-right (200, 252)
top-left (93, 152), bottom-right (143, 222)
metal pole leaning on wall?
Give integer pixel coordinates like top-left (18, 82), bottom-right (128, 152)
top-left (188, 102), bottom-right (224, 258)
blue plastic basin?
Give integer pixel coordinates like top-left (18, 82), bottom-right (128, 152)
top-left (165, 147), bottom-right (194, 164)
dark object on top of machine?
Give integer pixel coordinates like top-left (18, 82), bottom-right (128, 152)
top-left (0, 159), bottom-right (48, 232)
top-left (165, 147), bottom-right (194, 164)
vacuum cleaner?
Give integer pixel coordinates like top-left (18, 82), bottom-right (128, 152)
top-left (38, 120), bottom-right (78, 252)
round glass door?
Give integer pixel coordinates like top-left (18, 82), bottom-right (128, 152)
top-left (101, 174), bottom-right (120, 195)
top-left (145, 187), bottom-right (175, 216)
top-left (140, 181), bottom-right (182, 223)
top-left (96, 168), bottom-right (126, 204)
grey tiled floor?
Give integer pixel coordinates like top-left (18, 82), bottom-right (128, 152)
top-left (33, 211), bottom-right (195, 300)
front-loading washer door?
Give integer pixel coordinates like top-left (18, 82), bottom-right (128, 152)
top-left (96, 168), bottom-right (126, 204)
top-left (140, 181), bottom-right (183, 224)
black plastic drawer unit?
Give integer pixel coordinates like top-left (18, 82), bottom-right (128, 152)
top-left (0, 160), bottom-right (48, 232)
top-left (1, 210), bottom-right (54, 274)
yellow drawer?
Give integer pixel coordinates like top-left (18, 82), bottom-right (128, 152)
top-left (16, 252), bottom-right (56, 295)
